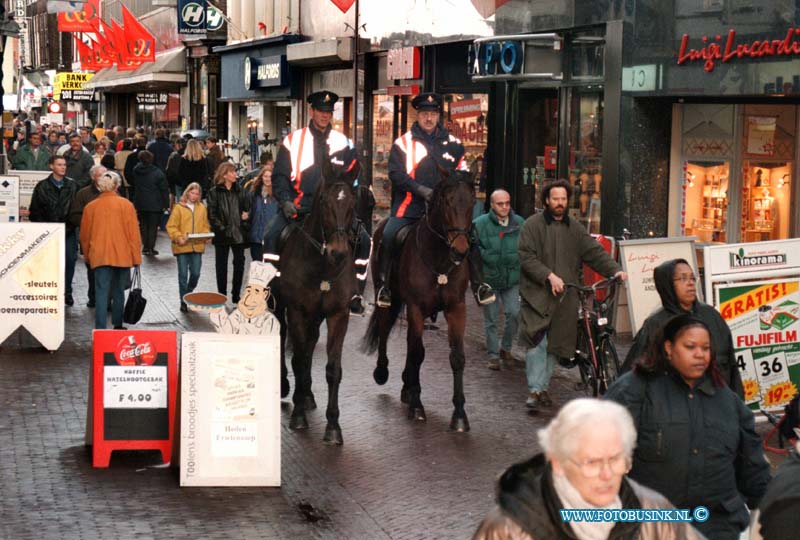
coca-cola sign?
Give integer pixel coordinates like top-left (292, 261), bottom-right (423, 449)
top-left (115, 335), bottom-right (157, 366)
top-left (677, 28), bottom-right (800, 73)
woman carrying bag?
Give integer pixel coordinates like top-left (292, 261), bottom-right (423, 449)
top-left (166, 182), bottom-right (212, 312)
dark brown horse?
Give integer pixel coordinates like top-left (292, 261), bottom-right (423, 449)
top-left (273, 160), bottom-right (359, 445)
top-left (362, 171), bottom-right (474, 431)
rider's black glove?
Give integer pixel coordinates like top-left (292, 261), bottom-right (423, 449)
top-left (417, 186), bottom-right (433, 202)
top-left (281, 200), bottom-right (298, 219)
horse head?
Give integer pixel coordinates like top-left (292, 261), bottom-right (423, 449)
top-left (428, 165), bottom-right (475, 263)
top-left (312, 150), bottom-right (361, 266)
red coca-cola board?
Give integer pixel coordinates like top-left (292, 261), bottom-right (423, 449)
top-left (91, 330), bottom-right (178, 468)
top-left (583, 235), bottom-right (616, 302)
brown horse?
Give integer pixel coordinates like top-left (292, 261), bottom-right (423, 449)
top-left (273, 160), bottom-right (359, 445)
top-left (362, 171), bottom-right (474, 431)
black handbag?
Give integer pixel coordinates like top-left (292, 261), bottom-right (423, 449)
top-left (123, 266), bottom-right (147, 324)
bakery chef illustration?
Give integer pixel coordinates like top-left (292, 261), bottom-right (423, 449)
top-left (210, 262), bottom-right (280, 335)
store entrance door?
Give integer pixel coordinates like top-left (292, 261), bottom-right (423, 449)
top-left (516, 89), bottom-right (559, 217)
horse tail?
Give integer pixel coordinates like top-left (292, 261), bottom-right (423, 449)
top-left (361, 299), bottom-right (403, 354)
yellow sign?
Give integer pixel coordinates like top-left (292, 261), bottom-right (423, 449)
top-left (53, 72), bottom-right (94, 100)
top-left (719, 281), bottom-right (799, 320)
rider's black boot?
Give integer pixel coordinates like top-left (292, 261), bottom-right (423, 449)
top-left (468, 230), bottom-right (495, 306)
top-left (375, 238), bottom-right (393, 308)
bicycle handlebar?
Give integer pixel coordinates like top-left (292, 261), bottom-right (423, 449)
top-left (564, 276), bottom-right (620, 295)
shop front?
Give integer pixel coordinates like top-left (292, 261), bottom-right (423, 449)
top-left (214, 35), bottom-right (303, 166)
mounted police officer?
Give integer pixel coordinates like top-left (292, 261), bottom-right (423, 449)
top-left (374, 92), bottom-right (495, 308)
top-left (263, 90), bottom-right (372, 315)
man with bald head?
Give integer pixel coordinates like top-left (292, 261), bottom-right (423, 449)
top-left (473, 189), bottom-right (525, 370)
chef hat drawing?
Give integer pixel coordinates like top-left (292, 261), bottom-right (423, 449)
top-left (247, 262), bottom-right (278, 288)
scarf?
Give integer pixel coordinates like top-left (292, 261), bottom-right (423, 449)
top-left (551, 471), bottom-right (621, 540)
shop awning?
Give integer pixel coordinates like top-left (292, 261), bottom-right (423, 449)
top-left (83, 47), bottom-right (186, 92)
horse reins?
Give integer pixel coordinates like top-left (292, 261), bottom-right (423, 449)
top-left (417, 213), bottom-right (470, 286)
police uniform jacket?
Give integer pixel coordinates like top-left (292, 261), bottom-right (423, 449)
top-left (388, 122), bottom-right (466, 220)
top-left (272, 122), bottom-right (358, 214)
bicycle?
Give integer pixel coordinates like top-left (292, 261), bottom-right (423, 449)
top-left (563, 276), bottom-right (622, 396)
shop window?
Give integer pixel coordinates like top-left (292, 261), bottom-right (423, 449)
top-left (372, 94), bottom-right (394, 211)
top-left (684, 161), bottom-right (730, 243)
top-left (331, 98), bottom-right (352, 138)
top-left (444, 93), bottom-right (489, 208)
top-left (567, 91), bottom-right (603, 232)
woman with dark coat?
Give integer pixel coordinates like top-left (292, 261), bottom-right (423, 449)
top-left (244, 165), bottom-right (278, 261)
top-left (179, 139), bottom-right (211, 195)
top-left (621, 258), bottom-right (744, 398)
top-left (132, 150), bottom-right (169, 256)
top-left (605, 314), bottom-right (771, 540)
top-left (207, 161), bottom-right (250, 303)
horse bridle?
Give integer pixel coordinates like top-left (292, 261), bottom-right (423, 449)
top-left (423, 211), bottom-right (471, 265)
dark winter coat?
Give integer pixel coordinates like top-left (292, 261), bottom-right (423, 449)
top-left (473, 453), bottom-right (706, 540)
top-left (207, 182), bottom-right (250, 245)
top-left (146, 137), bottom-right (173, 172)
top-left (178, 156), bottom-right (211, 195)
top-left (754, 448), bottom-right (800, 540)
top-left (473, 209), bottom-right (525, 291)
top-left (518, 209), bottom-right (620, 358)
top-left (29, 175), bottom-right (79, 228)
top-left (206, 146), bottom-right (225, 179)
top-left (273, 122), bottom-right (358, 214)
top-left (132, 163), bottom-right (169, 213)
top-left (605, 370), bottom-right (771, 540)
top-left (388, 122), bottom-right (465, 219)
top-left (63, 148), bottom-right (94, 188)
top-left (124, 150), bottom-right (141, 189)
top-left (67, 184), bottom-right (101, 229)
top-left (165, 150), bottom-right (183, 192)
top-left (621, 258), bottom-right (744, 398)
top-left (248, 190), bottom-right (278, 244)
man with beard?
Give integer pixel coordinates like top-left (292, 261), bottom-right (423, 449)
top-left (518, 179), bottom-right (626, 411)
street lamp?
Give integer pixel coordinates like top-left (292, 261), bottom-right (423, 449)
top-left (247, 119), bottom-right (259, 169)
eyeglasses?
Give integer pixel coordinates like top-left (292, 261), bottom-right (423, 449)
top-left (673, 275), bottom-right (699, 284)
top-left (568, 453), bottom-right (630, 478)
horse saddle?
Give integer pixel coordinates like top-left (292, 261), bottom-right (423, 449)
top-left (276, 219), bottom-right (303, 256)
top-left (393, 224), bottom-right (413, 252)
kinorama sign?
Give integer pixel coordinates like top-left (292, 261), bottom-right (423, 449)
top-left (677, 28), bottom-right (800, 72)
top-left (729, 248), bottom-right (788, 269)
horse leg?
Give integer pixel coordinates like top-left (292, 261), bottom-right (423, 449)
top-left (304, 321), bottom-right (321, 412)
top-left (444, 301), bottom-right (469, 432)
top-left (373, 307), bottom-right (391, 385)
top-left (288, 308), bottom-right (312, 430)
top-left (322, 311), bottom-right (349, 445)
top-left (404, 304), bottom-right (427, 421)
top-left (278, 304), bottom-right (290, 399)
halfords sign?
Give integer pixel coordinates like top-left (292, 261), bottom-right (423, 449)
top-left (244, 55), bottom-right (287, 90)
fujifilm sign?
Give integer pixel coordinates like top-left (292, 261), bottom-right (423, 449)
top-left (730, 248), bottom-right (787, 269)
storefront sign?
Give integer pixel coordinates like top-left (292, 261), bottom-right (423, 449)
top-left (0, 223), bottom-right (65, 351)
top-left (177, 0), bottom-right (207, 36)
top-left (619, 237), bottom-right (700, 334)
top-left (677, 28), bottom-right (800, 73)
top-left (180, 333), bottom-right (281, 486)
top-left (206, 5), bottom-right (224, 31)
top-left (0, 176), bottom-right (20, 222)
top-left (387, 47), bottom-right (421, 80)
top-left (469, 39), bottom-right (523, 76)
top-left (449, 98), bottom-right (482, 120)
top-left (54, 72), bottom-right (94, 101)
top-left (244, 56), bottom-right (287, 90)
top-left (91, 330), bottom-right (178, 467)
top-left (137, 93), bottom-right (169, 105)
top-left (703, 239), bottom-right (800, 278)
top-left (387, 84), bottom-right (420, 96)
top-left (14, 171), bottom-right (49, 221)
top-left (717, 279), bottom-right (800, 411)
top-left (622, 64), bottom-right (658, 92)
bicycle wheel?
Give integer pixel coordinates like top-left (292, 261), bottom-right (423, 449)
top-left (597, 337), bottom-right (622, 395)
top-left (574, 326), bottom-right (595, 396)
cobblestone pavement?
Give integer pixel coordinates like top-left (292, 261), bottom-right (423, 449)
top-left (0, 230), bottom-right (779, 539)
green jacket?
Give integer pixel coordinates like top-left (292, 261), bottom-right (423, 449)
top-left (473, 210), bottom-right (524, 290)
top-left (13, 143), bottom-right (51, 171)
top-left (518, 210), bottom-right (620, 358)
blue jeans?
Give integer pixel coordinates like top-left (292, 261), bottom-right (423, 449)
top-left (482, 285), bottom-right (520, 359)
top-left (94, 266), bottom-right (128, 329)
top-left (177, 252), bottom-right (202, 303)
top-left (525, 333), bottom-right (558, 393)
top-left (65, 229), bottom-right (78, 295)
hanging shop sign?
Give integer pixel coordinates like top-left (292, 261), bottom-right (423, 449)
top-left (387, 47), bottom-right (421, 80)
top-left (177, 0), bottom-right (207, 36)
top-left (206, 5), bottom-right (224, 32)
top-left (90, 330), bottom-right (178, 468)
top-left (244, 55), bottom-right (287, 90)
top-left (53, 72), bottom-right (94, 101)
top-left (137, 93), bottom-right (169, 105)
top-left (0, 176), bottom-right (20, 222)
top-left (716, 279), bottom-right (800, 411)
top-left (180, 332), bottom-right (281, 486)
top-left (619, 237), bottom-right (701, 334)
top-left (0, 223), bottom-right (65, 351)
top-left (677, 28), bottom-right (800, 73)
top-left (57, 0), bottom-right (98, 32)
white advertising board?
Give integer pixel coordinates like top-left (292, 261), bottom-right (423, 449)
top-left (180, 332), bottom-right (281, 487)
top-left (0, 223), bottom-right (65, 350)
top-left (703, 239), bottom-right (800, 299)
top-left (0, 176), bottom-right (20, 222)
top-left (619, 237), bottom-right (700, 335)
top-left (12, 170), bottom-right (50, 222)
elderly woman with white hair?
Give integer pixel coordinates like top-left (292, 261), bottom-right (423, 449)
top-left (473, 398), bottom-right (705, 540)
top-left (80, 171), bottom-right (142, 329)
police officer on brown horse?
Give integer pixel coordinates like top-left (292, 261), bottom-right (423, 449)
top-left (264, 90), bottom-right (372, 314)
top-left (374, 92), bottom-right (495, 308)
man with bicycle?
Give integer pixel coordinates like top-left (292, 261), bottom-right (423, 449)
top-left (518, 179), bottom-right (627, 411)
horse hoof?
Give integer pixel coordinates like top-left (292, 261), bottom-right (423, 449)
top-left (289, 414), bottom-right (309, 431)
top-left (449, 415), bottom-right (471, 433)
top-left (373, 365), bottom-right (389, 385)
top-left (281, 378), bottom-right (291, 399)
top-left (400, 386), bottom-right (410, 404)
top-left (304, 394), bottom-right (317, 410)
top-left (322, 425), bottom-right (343, 445)
top-left (408, 407), bottom-right (427, 422)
